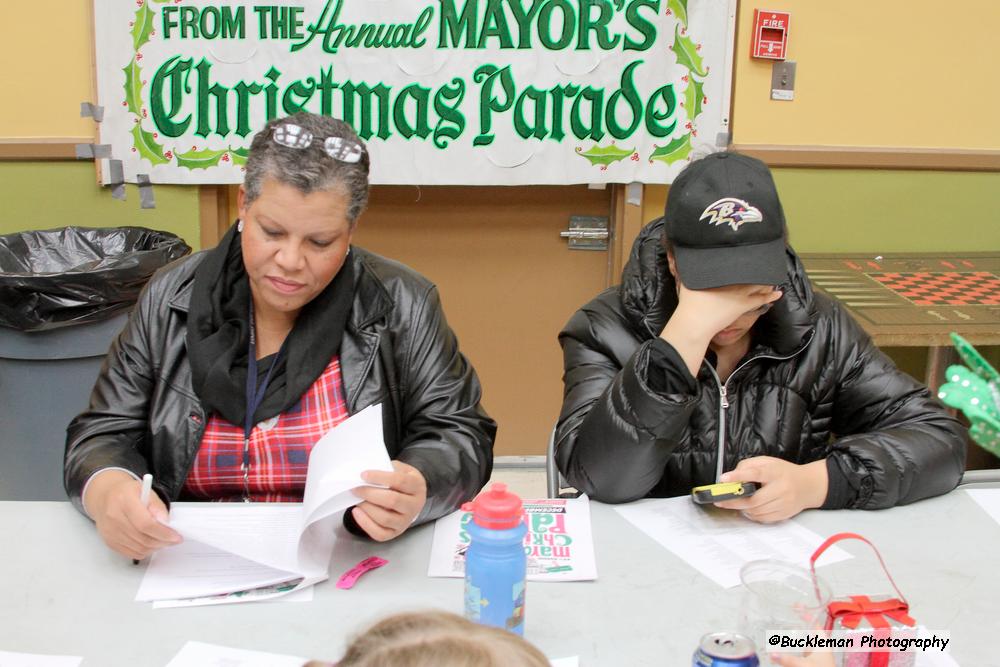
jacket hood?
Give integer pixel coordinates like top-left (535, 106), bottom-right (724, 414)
top-left (619, 217), bottom-right (816, 355)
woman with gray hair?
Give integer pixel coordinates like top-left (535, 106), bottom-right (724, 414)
top-left (65, 112), bottom-right (496, 559)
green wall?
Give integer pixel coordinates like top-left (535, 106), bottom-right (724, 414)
top-left (775, 169), bottom-right (1000, 253)
top-left (0, 162), bottom-right (201, 250)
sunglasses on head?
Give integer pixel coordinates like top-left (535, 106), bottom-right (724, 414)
top-left (271, 123), bottom-right (365, 163)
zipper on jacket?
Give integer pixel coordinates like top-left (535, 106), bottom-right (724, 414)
top-left (705, 364), bottom-right (728, 482)
top-left (703, 331), bottom-right (815, 482)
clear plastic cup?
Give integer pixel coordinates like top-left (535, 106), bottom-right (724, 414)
top-left (738, 559), bottom-right (831, 665)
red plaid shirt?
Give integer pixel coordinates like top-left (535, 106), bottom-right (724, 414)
top-left (183, 356), bottom-right (349, 502)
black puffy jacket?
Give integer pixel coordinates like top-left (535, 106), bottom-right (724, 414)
top-left (556, 219), bottom-right (966, 508)
top-left (65, 246), bottom-right (496, 523)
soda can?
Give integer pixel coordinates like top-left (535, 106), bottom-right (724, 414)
top-left (692, 632), bottom-right (760, 667)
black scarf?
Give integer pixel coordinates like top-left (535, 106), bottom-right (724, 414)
top-left (186, 224), bottom-right (355, 427)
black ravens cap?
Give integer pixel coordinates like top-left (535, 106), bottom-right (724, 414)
top-left (664, 152), bottom-right (787, 289)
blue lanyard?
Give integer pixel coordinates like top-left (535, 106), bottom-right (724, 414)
top-left (243, 301), bottom-right (285, 480)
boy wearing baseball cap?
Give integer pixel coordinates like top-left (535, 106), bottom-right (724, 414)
top-left (555, 152), bottom-right (966, 520)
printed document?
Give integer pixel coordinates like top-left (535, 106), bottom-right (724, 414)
top-left (428, 495), bottom-right (597, 582)
top-left (136, 404), bottom-right (393, 605)
top-left (615, 496), bottom-right (851, 588)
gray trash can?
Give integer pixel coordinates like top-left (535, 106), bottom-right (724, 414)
top-left (0, 226), bottom-right (190, 500)
top-left (0, 313), bottom-right (129, 499)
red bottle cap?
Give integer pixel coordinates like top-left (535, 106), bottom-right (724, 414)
top-left (461, 482), bottom-right (524, 530)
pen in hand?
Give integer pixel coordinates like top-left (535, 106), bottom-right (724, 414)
top-left (132, 473), bottom-right (154, 565)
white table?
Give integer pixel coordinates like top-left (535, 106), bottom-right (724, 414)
top-left (1, 491), bottom-right (997, 666)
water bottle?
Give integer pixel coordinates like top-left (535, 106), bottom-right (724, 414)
top-left (463, 482), bottom-right (527, 635)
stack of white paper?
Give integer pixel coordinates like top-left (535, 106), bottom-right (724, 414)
top-left (136, 403), bottom-right (393, 606)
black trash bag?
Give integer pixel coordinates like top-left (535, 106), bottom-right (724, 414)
top-left (0, 226), bottom-right (191, 331)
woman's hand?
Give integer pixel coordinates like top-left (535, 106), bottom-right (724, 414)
top-left (713, 457), bottom-right (828, 523)
top-left (351, 461), bottom-right (428, 541)
top-left (83, 470), bottom-right (182, 559)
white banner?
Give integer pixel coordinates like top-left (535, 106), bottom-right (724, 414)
top-left (93, 0), bottom-right (736, 185)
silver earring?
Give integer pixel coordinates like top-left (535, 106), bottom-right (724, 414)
top-left (237, 220), bottom-right (244, 232)
top-left (346, 246), bottom-right (351, 257)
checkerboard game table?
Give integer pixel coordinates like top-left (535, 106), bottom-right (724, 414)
top-left (799, 252), bottom-right (1000, 388)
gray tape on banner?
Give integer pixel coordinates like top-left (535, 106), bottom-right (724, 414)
top-left (626, 181), bottom-right (642, 207)
top-left (107, 159), bottom-right (124, 185)
top-left (716, 132), bottom-right (731, 148)
top-left (136, 174), bottom-right (156, 209)
top-left (108, 159), bottom-right (126, 200)
top-left (80, 102), bottom-right (105, 122)
top-left (76, 144), bottom-right (111, 159)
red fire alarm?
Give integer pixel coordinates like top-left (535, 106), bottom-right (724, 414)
top-left (751, 9), bottom-right (790, 60)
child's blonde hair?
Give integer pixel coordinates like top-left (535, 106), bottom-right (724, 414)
top-left (306, 610), bottom-right (549, 667)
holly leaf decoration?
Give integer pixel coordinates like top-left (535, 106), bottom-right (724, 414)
top-left (672, 24), bottom-right (707, 77)
top-left (176, 147), bottom-right (228, 170)
top-left (952, 332), bottom-right (1000, 382)
top-left (649, 135), bottom-right (692, 165)
top-left (229, 147), bottom-right (250, 166)
top-left (131, 2), bottom-right (156, 51)
top-left (684, 76), bottom-right (705, 123)
top-left (666, 0), bottom-right (688, 26)
top-left (130, 124), bottom-right (170, 166)
top-left (938, 363), bottom-right (1000, 456)
top-left (122, 57), bottom-right (143, 115)
top-left (575, 144), bottom-right (635, 167)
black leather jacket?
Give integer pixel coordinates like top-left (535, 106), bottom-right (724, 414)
top-left (556, 219), bottom-right (966, 507)
top-left (65, 246), bottom-right (496, 523)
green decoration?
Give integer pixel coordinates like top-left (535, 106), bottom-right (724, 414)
top-left (649, 135), bottom-right (691, 165)
top-left (131, 2), bottom-right (156, 52)
top-left (176, 147), bottom-right (229, 170)
top-left (666, 0), bottom-right (689, 26)
top-left (130, 123), bottom-right (170, 166)
top-left (229, 147), bottom-right (250, 167)
top-left (122, 57), bottom-right (144, 116)
top-left (672, 24), bottom-right (707, 78)
top-left (951, 331), bottom-right (1000, 383)
top-left (575, 143), bottom-right (635, 167)
top-left (937, 333), bottom-right (1000, 457)
top-left (684, 76), bottom-right (705, 123)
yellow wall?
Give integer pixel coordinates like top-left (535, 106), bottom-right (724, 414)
top-left (0, 4), bottom-right (200, 249)
top-left (1, 2), bottom-right (95, 139)
top-left (731, 1), bottom-right (1000, 149)
top-left (641, 0), bottom-right (1000, 252)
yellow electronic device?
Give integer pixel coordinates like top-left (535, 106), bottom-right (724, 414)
top-left (691, 481), bottom-right (759, 504)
